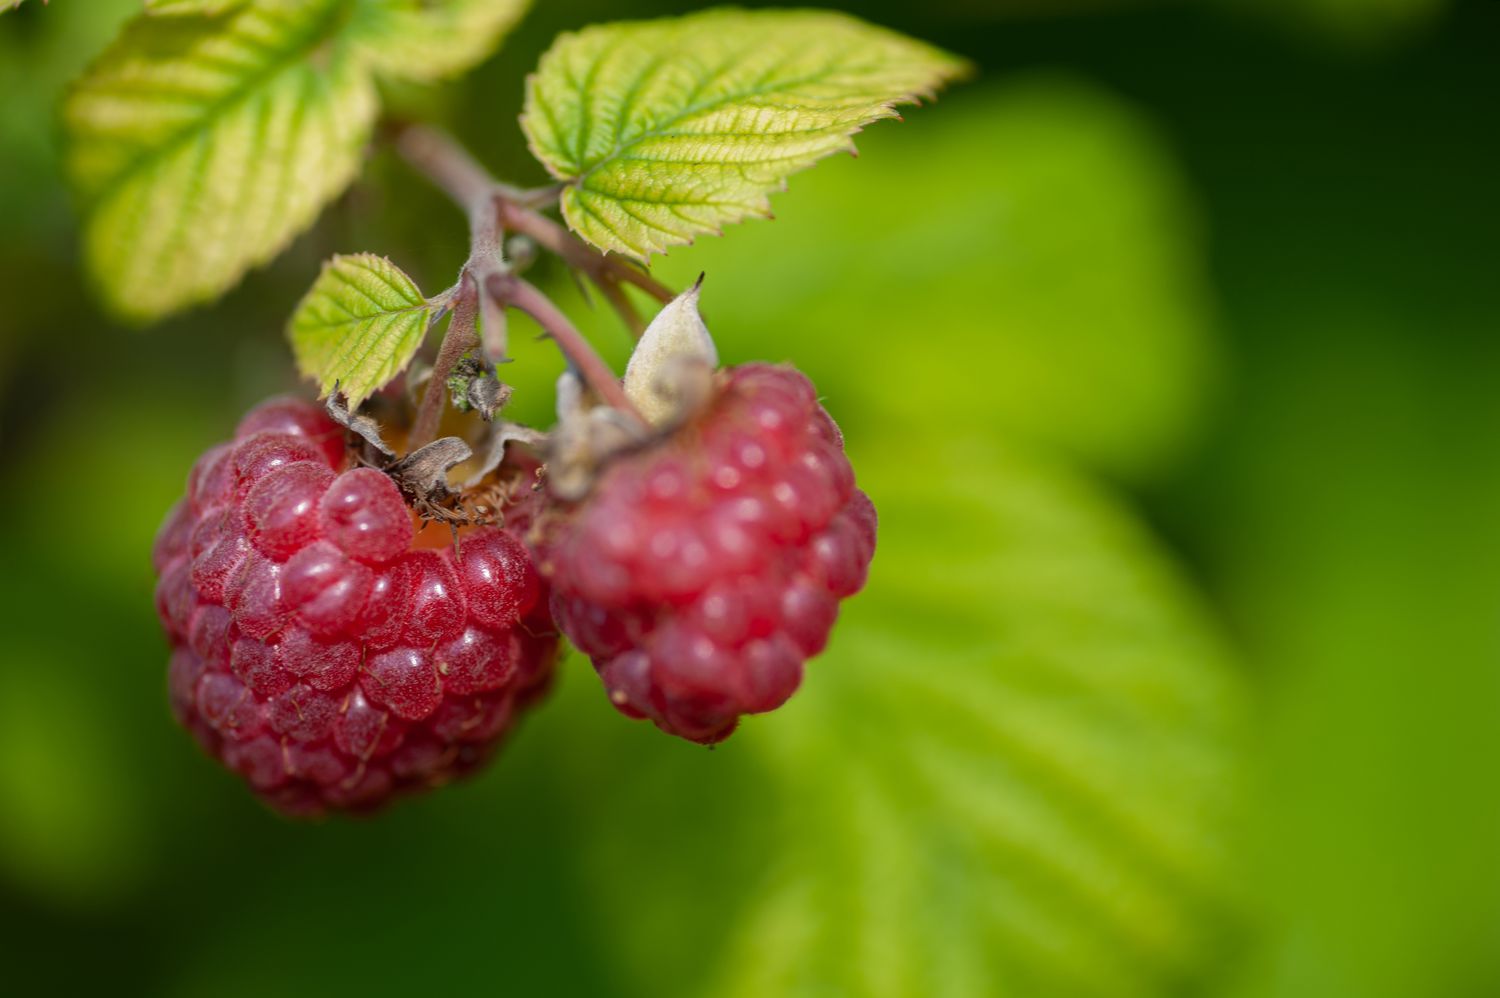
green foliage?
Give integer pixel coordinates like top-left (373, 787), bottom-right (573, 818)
top-left (521, 9), bottom-right (969, 260)
top-left (287, 253), bottom-right (437, 405)
top-left (572, 438), bottom-right (1245, 998)
top-left (347, 0), bottom-right (532, 82)
top-left (63, 0), bottom-right (529, 322)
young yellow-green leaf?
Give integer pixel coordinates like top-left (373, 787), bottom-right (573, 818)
top-left (63, 1), bottom-right (377, 322)
top-left (568, 438), bottom-right (1248, 998)
top-left (347, 0), bottom-right (531, 82)
top-left (521, 9), bottom-right (969, 260)
top-left (288, 253), bottom-right (436, 406)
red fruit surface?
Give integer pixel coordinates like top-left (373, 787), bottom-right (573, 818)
top-left (153, 397), bottom-right (557, 816)
top-left (541, 364), bottom-right (876, 744)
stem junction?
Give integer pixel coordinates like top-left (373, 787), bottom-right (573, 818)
top-left (393, 123), bottom-right (656, 444)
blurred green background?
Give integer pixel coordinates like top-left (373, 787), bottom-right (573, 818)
top-left (2, 1), bottom-right (1497, 996)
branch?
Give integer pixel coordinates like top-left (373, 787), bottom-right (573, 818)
top-left (394, 123), bottom-right (673, 334)
top-left (393, 123), bottom-right (649, 428)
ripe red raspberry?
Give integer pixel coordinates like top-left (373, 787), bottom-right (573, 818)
top-left (152, 397), bottom-right (557, 816)
top-left (540, 364), bottom-right (876, 744)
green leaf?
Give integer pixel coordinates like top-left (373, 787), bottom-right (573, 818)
top-left (347, 0), bottom-right (531, 82)
top-left (521, 9), bottom-right (969, 260)
top-left (569, 438), bottom-right (1248, 998)
top-left (287, 253), bottom-right (437, 405)
top-left (63, 1), bottom-right (378, 321)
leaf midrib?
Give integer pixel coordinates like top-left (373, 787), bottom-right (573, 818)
top-left (303, 298), bottom-right (430, 336)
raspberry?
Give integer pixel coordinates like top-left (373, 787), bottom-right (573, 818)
top-left (540, 364), bottom-right (876, 744)
top-left (153, 396), bottom-right (558, 816)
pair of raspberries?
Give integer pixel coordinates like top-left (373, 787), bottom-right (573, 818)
top-left (153, 364), bottom-right (875, 815)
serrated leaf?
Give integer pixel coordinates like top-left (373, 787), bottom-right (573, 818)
top-left (568, 439), bottom-right (1247, 998)
top-left (63, 1), bottom-right (378, 322)
top-left (347, 0), bottom-right (530, 82)
top-left (521, 9), bottom-right (968, 260)
top-left (288, 253), bottom-right (436, 406)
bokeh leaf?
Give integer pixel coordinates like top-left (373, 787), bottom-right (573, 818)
top-left (288, 253), bottom-right (436, 405)
top-left (63, 1), bottom-right (378, 321)
top-left (0, 649), bottom-right (147, 907)
top-left (572, 436), bottom-right (1248, 998)
top-left (144, 0), bottom-right (245, 15)
top-left (347, 0), bottom-right (531, 82)
top-left (1224, 0), bottom-right (1447, 46)
top-left (521, 9), bottom-right (968, 260)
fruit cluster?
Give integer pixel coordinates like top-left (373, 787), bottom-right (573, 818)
top-left (153, 398), bottom-right (556, 816)
top-left (153, 358), bottom-right (875, 813)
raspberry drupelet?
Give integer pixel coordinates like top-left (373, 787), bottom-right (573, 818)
top-left (541, 363), bottom-right (877, 745)
top-left (153, 397), bottom-right (556, 816)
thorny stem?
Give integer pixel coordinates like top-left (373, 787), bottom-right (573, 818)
top-left (393, 122), bottom-right (653, 426)
top-left (409, 271), bottom-right (480, 449)
top-left (487, 272), bottom-right (644, 423)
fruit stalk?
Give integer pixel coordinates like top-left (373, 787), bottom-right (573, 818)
top-left (486, 272), bottom-right (644, 422)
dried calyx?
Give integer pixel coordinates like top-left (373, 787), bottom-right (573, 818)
top-left (546, 277), bottom-right (720, 500)
top-left (324, 388), bottom-right (394, 461)
top-left (621, 274), bottom-right (717, 426)
top-left (323, 384), bottom-right (528, 530)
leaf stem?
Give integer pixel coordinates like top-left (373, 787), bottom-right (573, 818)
top-left (487, 272), bottom-right (643, 423)
top-left (497, 201), bottom-right (676, 312)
